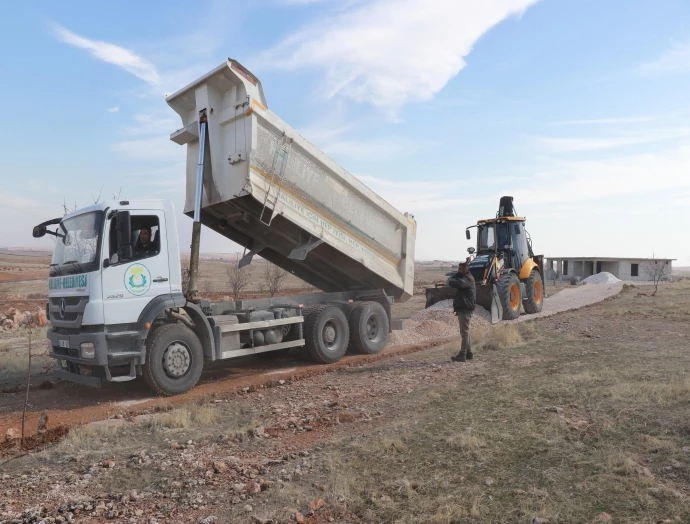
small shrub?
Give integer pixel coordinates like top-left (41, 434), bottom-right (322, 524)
top-left (474, 324), bottom-right (523, 351)
top-left (147, 403), bottom-right (220, 430)
top-left (446, 429), bottom-right (486, 451)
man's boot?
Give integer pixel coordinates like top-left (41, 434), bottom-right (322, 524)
top-left (451, 352), bottom-right (466, 363)
top-left (466, 351), bottom-right (474, 360)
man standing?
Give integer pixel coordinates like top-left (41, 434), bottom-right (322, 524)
top-left (448, 262), bottom-right (476, 362)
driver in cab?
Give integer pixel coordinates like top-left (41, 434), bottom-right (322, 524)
top-left (134, 227), bottom-right (157, 259)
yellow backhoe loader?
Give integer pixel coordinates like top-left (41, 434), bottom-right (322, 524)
top-left (425, 196), bottom-right (545, 323)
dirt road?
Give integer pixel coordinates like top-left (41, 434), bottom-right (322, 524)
top-left (0, 338), bottom-right (450, 450)
top-left (0, 283), bottom-right (627, 448)
top-left (0, 282), bottom-right (688, 523)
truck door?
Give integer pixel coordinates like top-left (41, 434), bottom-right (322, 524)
top-left (102, 210), bottom-right (172, 325)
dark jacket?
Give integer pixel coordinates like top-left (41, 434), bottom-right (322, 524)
top-left (448, 272), bottom-right (476, 312)
top-left (134, 240), bottom-right (156, 259)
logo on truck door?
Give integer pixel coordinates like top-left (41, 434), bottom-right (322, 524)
top-left (124, 263), bottom-right (152, 296)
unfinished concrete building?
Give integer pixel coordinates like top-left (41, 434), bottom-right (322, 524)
top-left (545, 257), bottom-right (674, 281)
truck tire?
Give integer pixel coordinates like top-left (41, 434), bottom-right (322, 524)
top-left (523, 269), bottom-right (543, 314)
top-left (498, 272), bottom-right (521, 320)
top-left (349, 301), bottom-right (389, 354)
top-left (304, 305), bottom-right (349, 364)
top-left (143, 323), bottom-right (204, 396)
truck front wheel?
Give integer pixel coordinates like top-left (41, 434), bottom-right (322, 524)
top-left (143, 323), bottom-right (204, 396)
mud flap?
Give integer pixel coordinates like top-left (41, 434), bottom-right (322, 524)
top-left (490, 284), bottom-right (503, 325)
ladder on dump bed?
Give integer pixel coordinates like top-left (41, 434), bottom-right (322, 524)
top-left (260, 133), bottom-right (293, 226)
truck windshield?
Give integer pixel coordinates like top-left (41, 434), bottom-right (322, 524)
top-left (50, 211), bottom-right (104, 277)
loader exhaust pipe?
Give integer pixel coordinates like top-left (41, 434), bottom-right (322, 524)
top-left (187, 109), bottom-right (208, 302)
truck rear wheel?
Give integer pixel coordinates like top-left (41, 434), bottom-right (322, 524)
top-left (304, 305), bottom-right (349, 364)
top-left (523, 269), bottom-right (543, 314)
top-left (498, 272), bottom-right (522, 320)
top-left (349, 301), bottom-right (389, 354)
top-left (143, 323), bottom-right (204, 396)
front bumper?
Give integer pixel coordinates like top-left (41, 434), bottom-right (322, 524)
top-left (48, 326), bottom-right (144, 386)
top-left (48, 329), bottom-right (110, 365)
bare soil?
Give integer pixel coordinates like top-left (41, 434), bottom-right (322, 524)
top-left (0, 282), bottom-right (687, 523)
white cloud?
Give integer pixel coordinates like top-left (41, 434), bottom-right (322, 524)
top-left (53, 24), bottom-right (162, 86)
top-left (355, 174), bottom-right (482, 212)
top-left (536, 127), bottom-right (690, 153)
top-left (297, 120), bottom-right (424, 161)
top-left (111, 136), bottom-right (184, 162)
top-left (106, 106), bottom-right (120, 113)
top-left (641, 40), bottom-right (690, 73)
top-left (322, 137), bottom-right (422, 161)
top-left (513, 141), bottom-right (690, 206)
top-left (551, 117), bottom-right (653, 126)
top-left (258, 0), bottom-right (541, 112)
top-left (120, 112), bottom-right (180, 136)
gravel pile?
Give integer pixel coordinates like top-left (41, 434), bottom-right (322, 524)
top-left (389, 282), bottom-right (624, 346)
top-left (583, 272), bottom-right (621, 285)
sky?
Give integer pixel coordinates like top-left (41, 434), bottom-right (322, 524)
top-left (1, 0), bottom-right (689, 265)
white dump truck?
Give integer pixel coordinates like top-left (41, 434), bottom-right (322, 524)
top-left (33, 59), bottom-right (416, 396)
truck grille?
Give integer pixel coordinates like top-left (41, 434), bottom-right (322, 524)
top-left (49, 296), bottom-right (89, 329)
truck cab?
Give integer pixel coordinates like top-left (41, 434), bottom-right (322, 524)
top-left (38, 200), bottom-right (185, 387)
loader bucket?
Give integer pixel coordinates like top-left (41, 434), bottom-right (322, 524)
top-left (424, 286), bottom-right (455, 308)
top-left (476, 283), bottom-right (503, 324)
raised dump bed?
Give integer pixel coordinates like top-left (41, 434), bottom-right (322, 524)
top-left (166, 59), bottom-right (416, 302)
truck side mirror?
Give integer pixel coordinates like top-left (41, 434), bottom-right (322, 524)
top-left (467, 247), bottom-right (475, 254)
top-left (116, 211), bottom-right (133, 262)
top-left (33, 225), bottom-right (46, 238)
top-left (465, 230), bottom-right (471, 240)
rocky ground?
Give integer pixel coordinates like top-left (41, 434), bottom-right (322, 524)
top-left (0, 308), bottom-right (47, 332)
top-left (1, 281), bottom-right (688, 523)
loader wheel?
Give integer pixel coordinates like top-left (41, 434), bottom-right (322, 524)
top-left (143, 323), bottom-right (204, 396)
top-left (304, 305), bottom-right (349, 364)
top-left (498, 272), bottom-right (521, 320)
top-left (349, 301), bottom-right (389, 355)
top-left (523, 269), bottom-right (544, 314)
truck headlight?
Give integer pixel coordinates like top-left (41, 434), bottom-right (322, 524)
top-left (80, 342), bottom-right (95, 359)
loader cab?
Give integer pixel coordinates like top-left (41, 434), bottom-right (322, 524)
top-left (474, 218), bottom-right (531, 272)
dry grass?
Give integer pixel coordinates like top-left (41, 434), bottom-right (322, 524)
top-left (473, 323), bottom-right (525, 350)
top-left (608, 377), bottom-right (690, 405)
top-left (21, 400), bottom-right (260, 473)
top-left (445, 428), bottom-right (486, 452)
top-left (266, 281), bottom-right (690, 523)
top-left (56, 422), bottom-right (125, 454)
top-left (146, 403), bottom-right (221, 430)
top-left (0, 352), bottom-right (30, 374)
top-left (0, 328), bottom-right (52, 385)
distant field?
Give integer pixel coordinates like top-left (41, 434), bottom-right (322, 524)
top-left (0, 251), bottom-right (451, 312)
